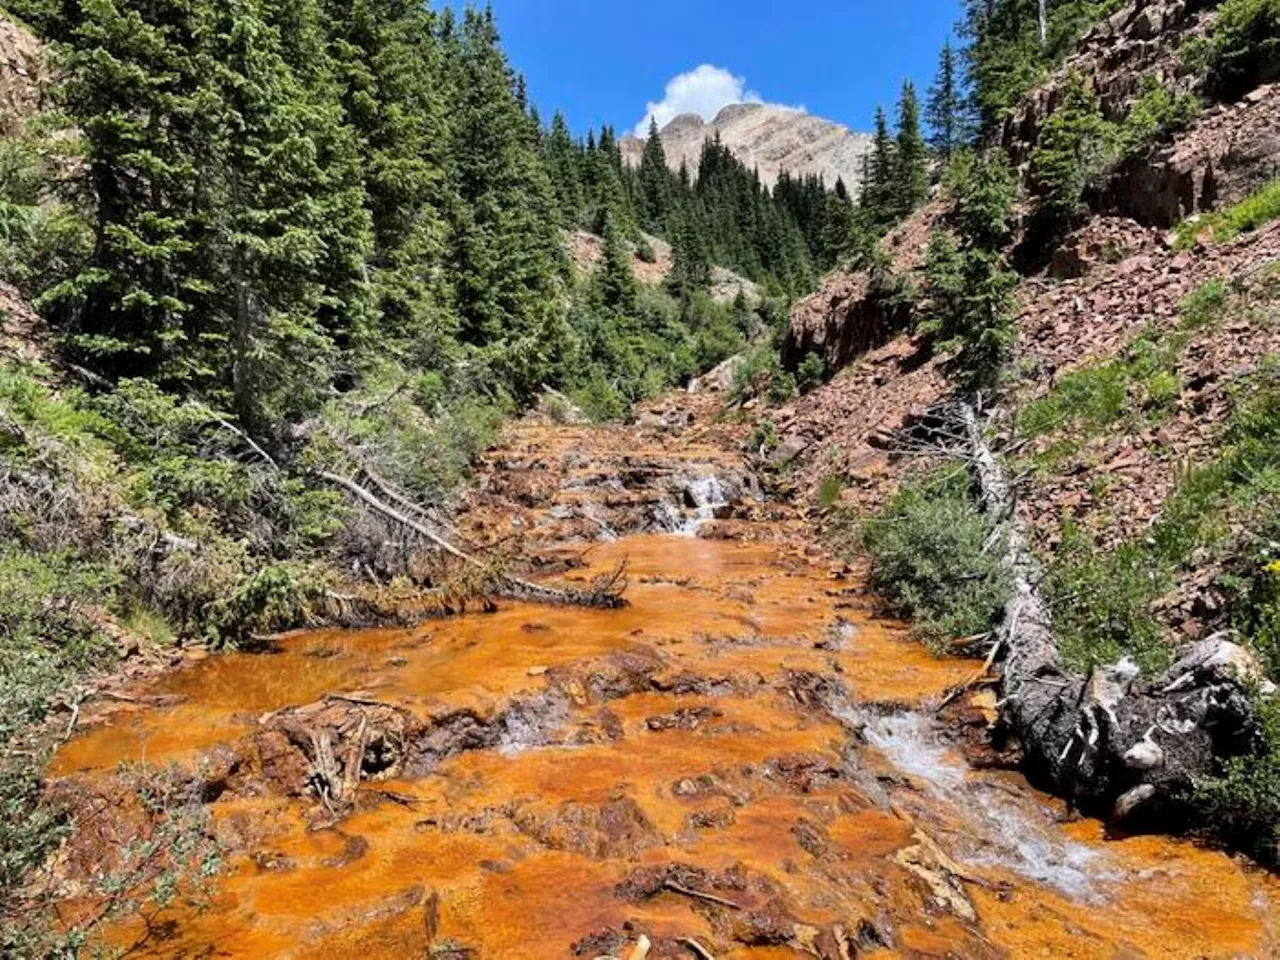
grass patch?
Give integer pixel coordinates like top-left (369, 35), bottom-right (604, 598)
top-left (1047, 363), bottom-right (1280, 673)
top-left (1019, 327), bottom-right (1185, 438)
top-left (1173, 179), bottom-right (1280, 249)
top-left (1179, 278), bottom-right (1232, 329)
top-left (858, 468), bottom-right (1010, 653)
top-left (1048, 529), bottom-right (1171, 672)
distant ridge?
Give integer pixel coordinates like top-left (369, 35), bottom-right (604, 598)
top-left (620, 103), bottom-right (873, 194)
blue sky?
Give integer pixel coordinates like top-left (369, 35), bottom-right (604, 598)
top-left (443, 1), bottom-right (964, 136)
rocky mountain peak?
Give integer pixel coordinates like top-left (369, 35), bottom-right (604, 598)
top-left (620, 102), bottom-right (872, 193)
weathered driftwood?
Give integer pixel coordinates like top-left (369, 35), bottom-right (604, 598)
top-left (960, 403), bottom-right (1266, 827)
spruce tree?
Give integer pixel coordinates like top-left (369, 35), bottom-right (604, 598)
top-left (921, 151), bottom-right (1019, 393)
top-left (926, 42), bottom-right (965, 161)
top-left (667, 201), bottom-right (710, 299)
top-left (820, 177), bottom-right (857, 268)
top-left (445, 8), bottom-right (565, 400)
top-left (638, 118), bottom-right (670, 234)
top-left (203, 0), bottom-right (371, 428)
top-left (893, 81), bottom-right (929, 219)
top-left (45, 0), bottom-right (211, 378)
top-left (598, 210), bottom-right (637, 316)
top-left (543, 111), bottom-right (585, 227)
top-left (323, 0), bottom-right (452, 359)
top-left (862, 106), bottom-right (896, 234)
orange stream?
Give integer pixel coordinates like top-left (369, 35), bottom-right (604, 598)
top-left (53, 536), bottom-right (1280, 959)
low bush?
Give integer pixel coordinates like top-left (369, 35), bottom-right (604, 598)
top-left (1018, 327), bottom-right (1184, 438)
top-left (1187, 0), bottom-right (1280, 100)
top-left (1115, 75), bottom-right (1200, 156)
top-left (796, 352), bottom-right (828, 394)
top-left (1197, 692), bottom-right (1280, 863)
top-left (817, 473), bottom-right (844, 510)
top-left (861, 469), bottom-right (1011, 652)
top-left (730, 344), bottom-right (796, 406)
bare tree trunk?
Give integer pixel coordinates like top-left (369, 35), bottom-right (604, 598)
top-left (960, 403), bottom-right (1265, 829)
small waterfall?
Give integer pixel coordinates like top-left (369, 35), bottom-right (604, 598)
top-left (835, 704), bottom-right (1116, 900)
top-left (679, 474), bottom-right (729, 536)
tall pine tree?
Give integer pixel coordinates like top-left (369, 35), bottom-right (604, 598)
top-left (893, 81), bottom-right (929, 220)
top-left (46, 0), bottom-right (212, 378)
top-left (926, 41), bottom-right (966, 161)
top-left (861, 106), bottom-right (896, 234)
top-left (444, 8), bottom-right (565, 399)
top-left (637, 118), bottom-right (671, 235)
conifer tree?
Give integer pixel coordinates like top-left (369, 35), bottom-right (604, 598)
top-left (862, 106), bottom-right (896, 234)
top-left (323, 0), bottom-right (452, 358)
top-left (598, 210), bottom-right (637, 316)
top-left (667, 202), bottom-right (710, 299)
top-left (203, 0), bottom-right (371, 427)
top-left (45, 0), bottom-right (211, 378)
top-left (926, 42), bottom-right (965, 160)
top-left (638, 118), bottom-right (670, 234)
top-left (445, 8), bottom-right (565, 399)
top-left (893, 81), bottom-right (929, 219)
top-left (820, 177), bottom-right (858, 267)
top-left (543, 111), bottom-right (584, 227)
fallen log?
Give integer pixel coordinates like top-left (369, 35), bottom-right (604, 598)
top-left (319, 470), bottom-right (627, 610)
top-left (960, 403), bottom-right (1267, 828)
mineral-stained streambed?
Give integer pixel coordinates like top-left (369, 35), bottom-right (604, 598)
top-left (47, 414), bottom-right (1280, 959)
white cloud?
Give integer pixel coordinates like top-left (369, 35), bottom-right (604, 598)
top-left (632, 65), bottom-right (804, 137)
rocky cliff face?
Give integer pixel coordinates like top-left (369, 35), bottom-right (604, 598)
top-left (786, 0), bottom-right (1280, 378)
top-left (619, 103), bottom-right (873, 192)
top-left (1001, 0), bottom-right (1278, 228)
top-left (0, 15), bottom-right (44, 135)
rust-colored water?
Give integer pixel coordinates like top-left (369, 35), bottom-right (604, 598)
top-left (52, 534), bottom-right (1280, 959)
top-left (51, 400), bottom-right (1280, 958)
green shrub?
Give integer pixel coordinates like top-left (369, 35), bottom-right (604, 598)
top-left (730, 345), bottom-right (794, 406)
top-left (569, 369), bottom-right (628, 423)
top-left (796, 352), bottom-right (828, 394)
top-left (634, 236), bottom-right (656, 264)
top-left (0, 126), bottom-right (92, 300)
top-left (1047, 529), bottom-right (1171, 672)
top-left (861, 469), bottom-right (1011, 652)
top-left (1115, 75), bottom-right (1200, 156)
top-left (817, 474), bottom-right (844, 510)
top-left (749, 418), bottom-right (778, 456)
top-left (204, 561), bottom-right (329, 647)
top-left (1197, 692), bottom-right (1280, 863)
top-left (1195, 0), bottom-right (1280, 100)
